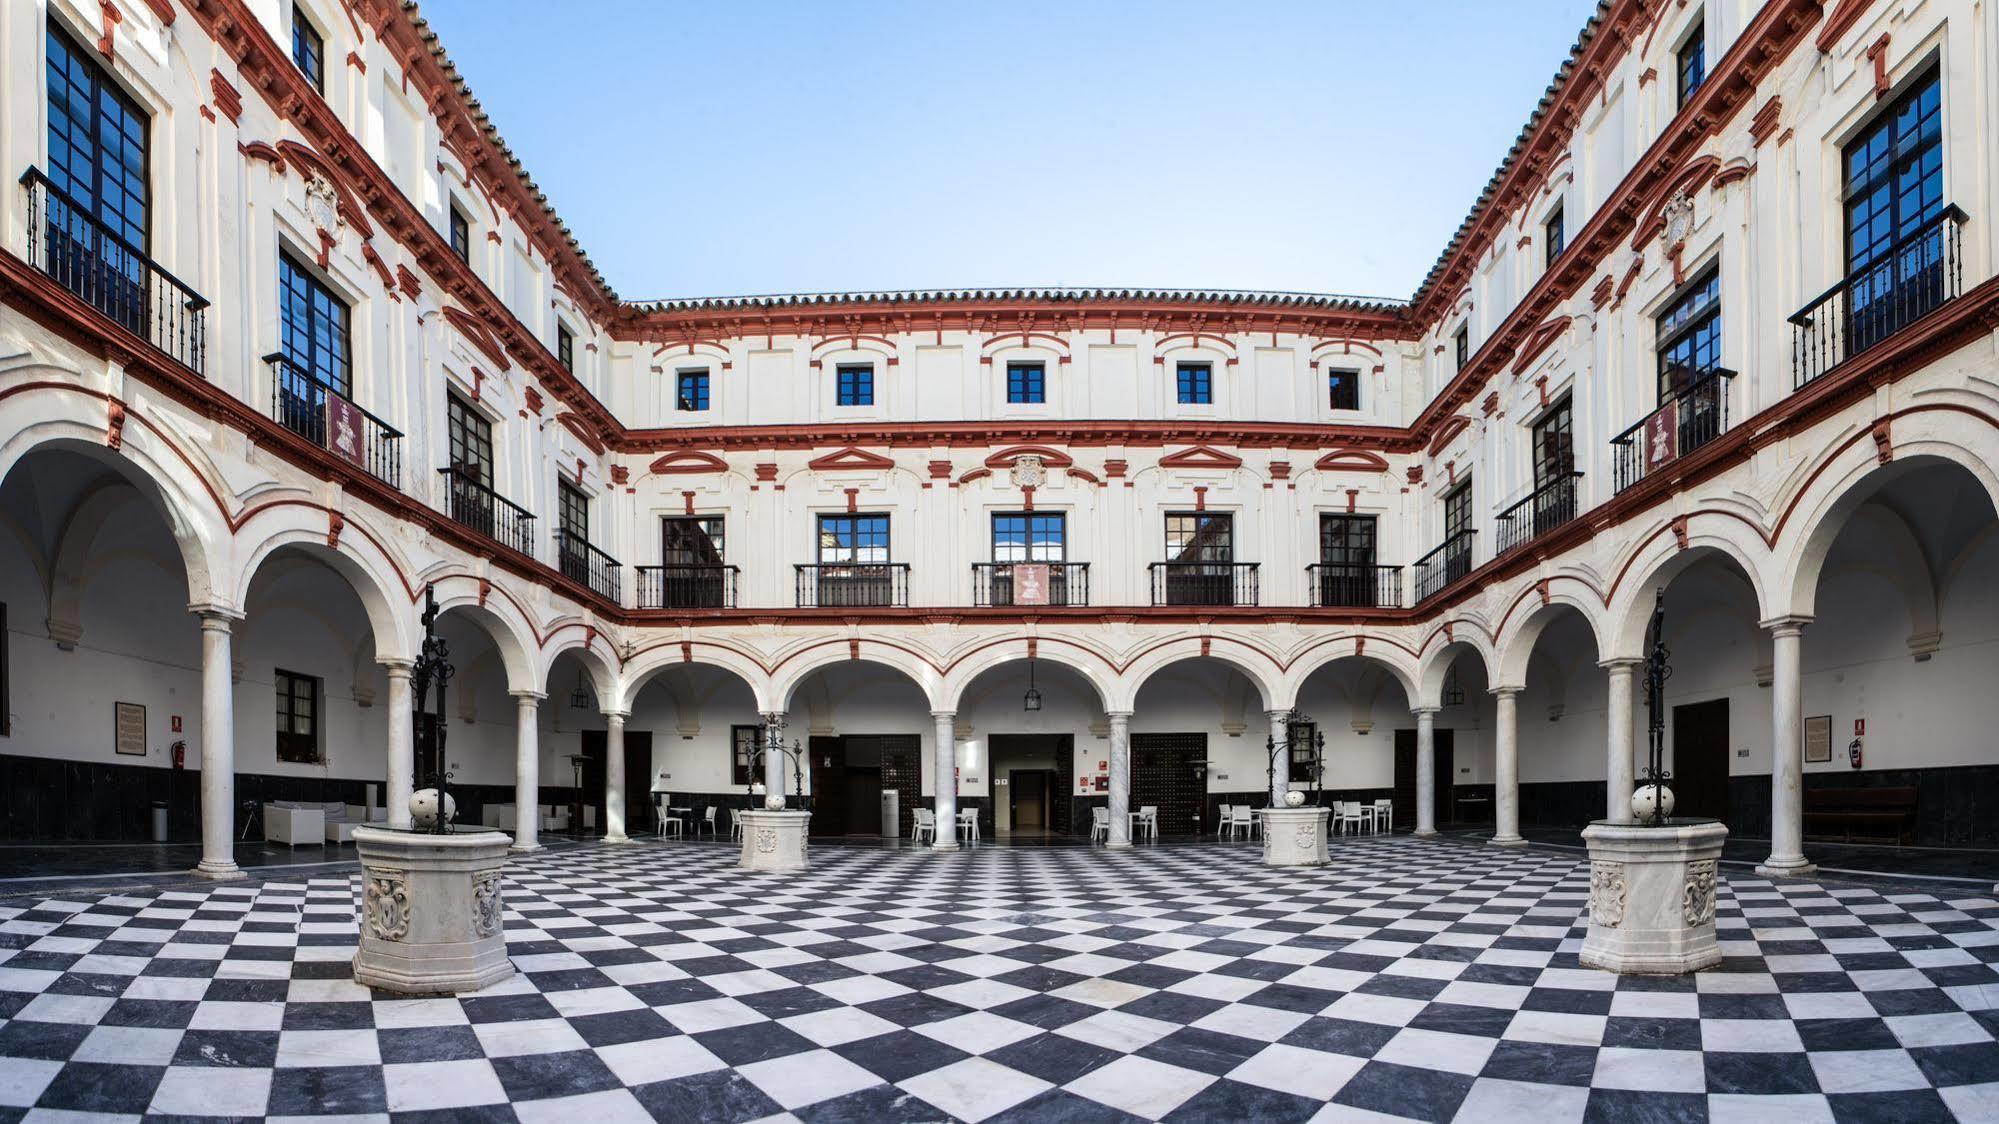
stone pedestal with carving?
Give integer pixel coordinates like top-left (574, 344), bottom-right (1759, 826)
top-left (1580, 819), bottom-right (1728, 975)
top-left (1260, 807), bottom-right (1331, 867)
top-left (738, 810), bottom-right (811, 872)
top-left (351, 826), bottom-right (515, 995)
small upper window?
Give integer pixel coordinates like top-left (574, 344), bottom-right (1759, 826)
top-left (677, 369), bottom-right (710, 412)
top-left (449, 203), bottom-right (471, 262)
top-left (836, 364), bottom-right (874, 406)
top-left (1327, 368), bottom-right (1359, 411)
top-left (275, 669), bottom-right (322, 764)
top-left (292, 6), bottom-right (324, 94)
top-left (1544, 204), bottom-right (1565, 269)
top-left (556, 324), bottom-right (574, 372)
top-left (1176, 362), bottom-right (1212, 405)
top-left (1677, 19), bottom-right (1706, 108)
top-left (1454, 324), bottom-right (1471, 373)
top-left (1006, 362), bottom-right (1045, 404)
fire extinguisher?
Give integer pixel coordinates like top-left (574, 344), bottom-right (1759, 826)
top-left (170, 740), bottom-right (186, 770)
top-left (1848, 737), bottom-right (1863, 769)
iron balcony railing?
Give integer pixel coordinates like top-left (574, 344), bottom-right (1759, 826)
top-left (21, 168), bottom-right (208, 373)
top-left (263, 353), bottom-right (403, 489)
top-left (1610, 366), bottom-right (1734, 493)
top-left (635, 564), bottom-right (739, 609)
top-left (555, 529), bottom-right (621, 602)
top-left (1306, 563), bottom-right (1402, 609)
top-left (1495, 471), bottom-right (1584, 557)
top-left (436, 467), bottom-right (536, 557)
top-left (795, 563), bottom-right (910, 608)
top-left (1413, 531), bottom-right (1476, 602)
top-left (1791, 205), bottom-right (1966, 388)
top-left (972, 562), bottom-right (1090, 607)
top-left (1148, 561), bottom-right (1259, 607)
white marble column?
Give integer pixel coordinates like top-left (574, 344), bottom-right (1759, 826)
top-left (931, 710), bottom-right (958, 850)
top-left (1758, 618), bottom-right (1816, 878)
top-left (193, 608), bottom-right (243, 879)
top-left (383, 660), bottom-right (414, 829)
top-left (1413, 706), bottom-right (1440, 837)
top-left (603, 709), bottom-right (630, 844)
top-left (1107, 711), bottom-right (1132, 847)
top-left (1491, 687), bottom-right (1524, 846)
top-left (1268, 710), bottom-right (1290, 806)
top-left (1603, 659), bottom-right (1640, 822)
top-left (511, 691), bottom-right (543, 852)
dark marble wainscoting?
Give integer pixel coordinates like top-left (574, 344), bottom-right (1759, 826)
top-left (1064, 794), bottom-right (1107, 837)
top-left (1519, 779), bottom-right (1610, 832)
top-left (1794, 764), bottom-right (1999, 848)
top-left (1727, 774), bottom-right (1773, 840)
top-left (0, 754), bottom-right (386, 843)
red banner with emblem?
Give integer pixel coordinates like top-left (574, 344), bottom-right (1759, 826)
top-left (326, 395), bottom-right (365, 468)
top-left (1643, 406), bottom-right (1678, 473)
top-left (1013, 563), bottom-right (1050, 606)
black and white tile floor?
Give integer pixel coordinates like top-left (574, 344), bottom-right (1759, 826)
top-left (1, 836), bottom-right (1996, 1122)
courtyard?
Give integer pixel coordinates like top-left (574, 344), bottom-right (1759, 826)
top-left (0, 837), bottom-right (1994, 1122)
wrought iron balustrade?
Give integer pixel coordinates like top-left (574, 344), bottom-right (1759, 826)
top-left (1148, 562), bottom-right (1259, 607)
top-left (1610, 367), bottom-right (1735, 493)
top-left (264, 353), bottom-right (403, 488)
top-left (555, 530), bottom-right (621, 601)
top-left (436, 467), bottom-right (536, 557)
top-left (635, 564), bottom-right (738, 609)
top-left (1495, 472), bottom-right (1584, 556)
top-left (1306, 563), bottom-right (1402, 609)
top-left (795, 563), bottom-right (909, 608)
top-left (21, 168), bottom-right (209, 373)
top-left (972, 562), bottom-right (1090, 607)
top-left (1791, 205), bottom-right (1966, 388)
top-left (1412, 531), bottom-right (1476, 603)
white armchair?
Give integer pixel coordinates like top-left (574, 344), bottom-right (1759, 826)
top-left (264, 802), bottom-right (325, 848)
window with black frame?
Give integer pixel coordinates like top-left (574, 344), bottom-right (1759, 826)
top-left (276, 252), bottom-right (352, 446)
top-left (676, 369), bottom-right (710, 411)
top-left (292, 6), bottom-right (324, 93)
top-left (1529, 397), bottom-right (1578, 536)
top-left (556, 324), bottom-right (574, 372)
top-left (1443, 480), bottom-right (1474, 582)
top-left (1176, 362), bottom-right (1212, 405)
top-left (45, 26), bottom-right (150, 333)
top-left (558, 478), bottom-right (589, 540)
top-left (1317, 514), bottom-right (1378, 607)
top-left (1006, 362), bottom-right (1045, 404)
top-left (660, 516), bottom-right (727, 607)
top-left (1656, 267), bottom-right (1722, 456)
top-left (1844, 68), bottom-right (1944, 351)
top-left (1454, 324), bottom-right (1470, 373)
top-left (1544, 204), bottom-right (1565, 268)
top-left (816, 513), bottom-right (892, 605)
top-left (1287, 721), bottom-right (1319, 784)
top-left (445, 393), bottom-right (495, 532)
top-left (275, 669), bottom-right (321, 764)
top-left (836, 364), bottom-right (874, 406)
top-left (1677, 18), bottom-right (1706, 108)
top-left (449, 203), bottom-right (471, 262)
top-left (731, 724), bottom-right (761, 787)
top-left (1327, 368), bottom-right (1359, 411)
top-left (1163, 512), bottom-right (1235, 604)
top-left (990, 512), bottom-right (1067, 605)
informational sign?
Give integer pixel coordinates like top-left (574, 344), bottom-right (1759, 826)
top-left (114, 701), bottom-right (147, 757)
top-left (1804, 715), bottom-right (1832, 763)
top-left (1012, 563), bottom-right (1050, 606)
top-left (326, 395), bottom-right (365, 467)
top-left (1644, 406), bottom-right (1679, 472)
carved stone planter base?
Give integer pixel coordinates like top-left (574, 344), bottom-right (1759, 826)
top-left (1260, 807), bottom-right (1331, 866)
top-left (351, 826), bottom-right (515, 995)
top-left (1580, 819), bottom-right (1728, 975)
top-left (738, 810), bottom-right (811, 872)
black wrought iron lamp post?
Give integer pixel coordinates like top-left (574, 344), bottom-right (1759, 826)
top-left (1265, 709), bottom-right (1326, 805)
top-left (410, 584), bottom-right (456, 834)
top-left (760, 713), bottom-right (806, 809)
top-left (1637, 589), bottom-right (1673, 826)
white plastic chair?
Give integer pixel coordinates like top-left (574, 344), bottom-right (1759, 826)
top-left (913, 808), bottom-right (936, 845)
top-left (1090, 806), bottom-right (1110, 843)
top-left (1334, 801), bottom-right (1367, 836)
top-left (731, 809), bottom-right (745, 842)
top-left (699, 806), bottom-right (718, 837)
top-left (1225, 805), bottom-right (1255, 840)
top-left (1374, 799), bottom-right (1393, 834)
top-left (1136, 806), bottom-right (1158, 841)
top-left (1215, 804), bottom-right (1236, 839)
top-left (957, 808), bottom-right (979, 843)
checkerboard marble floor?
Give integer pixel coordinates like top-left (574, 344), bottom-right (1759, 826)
top-left (1, 836), bottom-right (1996, 1123)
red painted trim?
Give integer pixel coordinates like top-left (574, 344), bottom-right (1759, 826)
top-left (983, 445), bottom-right (1074, 469)
top-left (1313, 450), bottom-right (1392, 473)
top-left (806, 447), bottom-right (897, 472)
top-left (1158, 446), bottom-right (1244, 470)
top-left (1817, 0), bottom-right (1875, 51)
top-left (647, 450), bottom-right (730, 475)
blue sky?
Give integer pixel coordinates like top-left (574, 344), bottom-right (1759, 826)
top-left (419, 1), bottom-right (1602, 302)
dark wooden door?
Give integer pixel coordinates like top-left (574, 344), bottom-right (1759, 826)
top-left (845, 735), bottom-right (920, 838)
top-left (1010, 769), bottom-right (1053, 830)
top-left (810, 736), bottom-right (847, 836)
top-left (577, 731), bottom-right (606, 835)
top-left (1672, 699), bottom-right (1730, 820)
top-left (624, 732), bottom-right (654, 835)
top-left (1394, 727), bottom-right (1455, 828)
top-left (1131, 733), bottom-right (1207, 837)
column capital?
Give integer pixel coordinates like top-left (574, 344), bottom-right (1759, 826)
top-left (1760, 614), bottom-right (1813, 635)
top-left (1104, 710), bottom-right (1133, 721)
top-left (188, 603), bottom-right (244, 627)
top-left (1598, 657), bottom-right (1644, 672)
top-left (929, 709), bottom-right (956, 721)
top-left (601, 708), bottom-right (631, 720)
top-left (510, 689), bottom-right (547, 703)
top-left (379, 658), bottom-right (414, 676)
top-left (1411, 706), bottom-right (1441, 717)
top-left (1490, 685), bottom-right (1523, 699)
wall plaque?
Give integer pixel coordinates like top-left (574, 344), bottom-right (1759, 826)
top-left (114, 701), bottom-right (147, 757)
top-left (1804, 714), bottom-right (1832, 764)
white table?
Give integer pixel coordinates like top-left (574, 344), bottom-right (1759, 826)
top-left (1126, 812), bottom-right (1158, 841)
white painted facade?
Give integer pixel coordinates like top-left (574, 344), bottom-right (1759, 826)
top-left (0, 0), bottom-right (1995, 876)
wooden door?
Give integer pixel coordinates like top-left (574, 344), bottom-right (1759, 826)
top-left (1010, 769), bottom-right (1052, 830)
top-left (809, 736), bottom-right (847, 836)
top-left (624, 732), bottom-right (654, 835)
top-left (849, 735), bottom-right (920, 838)
top-left (577, 731), bottom-right (606, 835)
top-left (1131, 733), bottom-right (1207, 837)
top-left (1672, 699), bottom-right (1730, 820)
top-left (1393, 727), bottom-right (1455, 828)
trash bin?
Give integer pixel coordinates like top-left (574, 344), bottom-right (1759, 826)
top-left (880, 790), bottom-right (899, 837)
top-left (150, 801), bottom-right (169, 843)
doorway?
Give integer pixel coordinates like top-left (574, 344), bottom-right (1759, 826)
top-left (578, 729), bottom-right (653, 836)
top-left (1008, 769), bottom-right (1055, 832)
top-left (1394, 727), bottom-right (1455, 828)
top-left (1131, 733), bottom-right (1207, 837)
top-left (1672, 699), bottom-right (1730, 820)
top-left (807, 734), bottom-right (918, 837)
top-left (990, 734), bottom-right (1067, 836)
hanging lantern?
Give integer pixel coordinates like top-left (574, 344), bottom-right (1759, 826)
top-left (569, 670), bottom-right (593, 710)
top-left (1023, 658), bottom-right (1042, 711)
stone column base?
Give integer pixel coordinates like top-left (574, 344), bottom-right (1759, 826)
top-left (1755, 859), bottom-right (1818, 880)
top-left (739, 810), bottom-right (811, 872)
top-left (1580, 819), bottom-right (1728, 975)
top-left (1490, 834), bottom-right (1528, 848)
top-left (1261, 807), bottom-right (1330, 866)
top-left (351, 826), bottom-right (515, 995)
top-left (189, 861), bottom-right (247, 881)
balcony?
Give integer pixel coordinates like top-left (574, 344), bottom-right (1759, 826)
top-left (636, 564), bottom-right (739, 609)
top-left (795, 563), bottom-right (909, 608)
top-left (556, 530), bottom-right (621, 602)
top-left (1495, 472), bottom-right (1584, 556)
top-left (437, 467), bottom-right (535, 557)
top-left (972, 562), bottom-right (1090, 607)
top-left (1148, 562), bottom-right (1259, 607)
top-left (1791, 205), bottom-right (1966, 388)
top-left (1413, 531), bottom-right (1475, 602)
top-left (1610, 368), bottom-right (1735, 493)
top-left (264, 354), bottom-right (403, 489)
top-left (21, 169), bottom-right (209, 374)
top-left (1306, 563), bottom-right (1402, 609)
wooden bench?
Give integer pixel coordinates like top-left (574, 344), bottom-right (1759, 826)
top-left (1803, 786), bottom-right (1917, 845)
